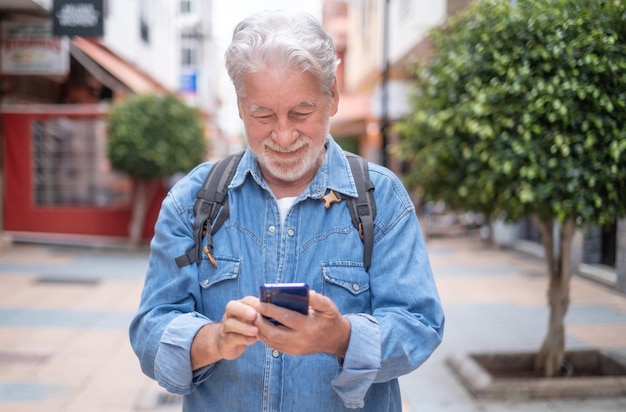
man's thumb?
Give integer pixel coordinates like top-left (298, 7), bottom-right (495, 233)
top-left (309, 290), bottom-right (333, 313)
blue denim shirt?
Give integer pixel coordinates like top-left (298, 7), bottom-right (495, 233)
top-left (129, 137), bottom-right (444, 411)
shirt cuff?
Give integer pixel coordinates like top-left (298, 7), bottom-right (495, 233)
top-left (154, 313), bottom-right (213, 394)
top-left (331, 314), bottom-right (381, 408)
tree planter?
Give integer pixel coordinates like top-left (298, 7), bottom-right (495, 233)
top-left (447, 350), bottom-right (626, 399)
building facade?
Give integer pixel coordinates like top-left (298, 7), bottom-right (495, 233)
top-left (326, 0), bottom-right (465, 172)
top-left (0, 0), bottom-right (219, 244)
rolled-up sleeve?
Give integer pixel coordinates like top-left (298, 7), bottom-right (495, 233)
top-left (154, 313), bottom-right (214, 394)
top-left (332, 314), bottom-right (381, 408)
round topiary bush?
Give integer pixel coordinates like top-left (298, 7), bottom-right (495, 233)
top-left (107, 93), bottom-right (206, 180)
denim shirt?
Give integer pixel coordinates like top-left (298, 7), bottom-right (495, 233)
top-left (129, 137), bottom-right (444, 411)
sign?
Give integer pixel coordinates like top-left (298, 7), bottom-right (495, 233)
top-left (1, 20), bottom-right (69, 75)
top-left (52, 0), bottom-right (104, 37)
top-left (180, 71), bottom-right (197, 94)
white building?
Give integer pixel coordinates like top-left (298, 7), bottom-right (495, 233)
top-left (105, 1), bottom-right (214, 111)
top-left (101, 0), bottom-right (227, 154)
top-left (326, 0), bottom-right (453, 168)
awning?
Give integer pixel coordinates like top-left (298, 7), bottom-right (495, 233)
top-left (70, 36), bottom-right (168, 95)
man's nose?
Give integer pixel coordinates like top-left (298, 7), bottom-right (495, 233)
top-left (271, 118), bottom-right (299, 146)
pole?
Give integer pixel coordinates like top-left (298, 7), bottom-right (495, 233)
top-left (380, 0), bottom-right (390, 167)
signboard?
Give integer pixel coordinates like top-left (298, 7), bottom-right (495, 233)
top-left (1, 20), bottom-right (70, 75)
top-left (52, 0), bottom-right (104, 37)
top-left (180, 71), bottom-right (197, 94)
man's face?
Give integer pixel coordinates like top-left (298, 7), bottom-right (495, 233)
top-left (237, 68), bottom-right (338, 189)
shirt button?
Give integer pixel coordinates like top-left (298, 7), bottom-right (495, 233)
top-left (353, 283), bottom-right (360, 292)
top-left (287, 229), bottom-right (295, 237)
top-left (272, 349), bottom-right (280, 358)
top-left (269, 225), bottom-right (276, 233)
top-left (202, 279), bottom-right (209, 287)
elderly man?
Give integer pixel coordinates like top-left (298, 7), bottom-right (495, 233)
top-left (130, 9), bottom-right (444, 411)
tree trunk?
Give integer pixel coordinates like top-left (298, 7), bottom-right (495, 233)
top-left (128, 179), bottom-right (159, 247)
top-left (533, 217), bottom-right (577, 377)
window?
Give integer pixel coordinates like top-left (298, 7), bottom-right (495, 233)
top-left (32, 118), bottom-right (131, 208)
top-left (180, 32), bottom-right (197, 69)
top-left (140, 0), bottom-right (150, 43)
top-left (180, 0), bottom-right (192, 14)
top-left (140, 19), bottom-right (149, 42)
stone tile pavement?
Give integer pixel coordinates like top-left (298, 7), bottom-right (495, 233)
top-left (400, 237), bottom-right (626, 412)
top-left (0, 236), bottom-right (625, 411)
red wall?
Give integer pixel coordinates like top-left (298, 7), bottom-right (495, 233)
top-left (3, 109), bottom-right (163, 242)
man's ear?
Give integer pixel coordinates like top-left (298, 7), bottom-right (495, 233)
top-left (237, 99), bottom-right (244, 120)
top-left (329, 78), bottom-right (339, 116)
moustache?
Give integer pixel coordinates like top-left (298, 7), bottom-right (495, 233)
top-left (264, 137), bottom-right (310, 153)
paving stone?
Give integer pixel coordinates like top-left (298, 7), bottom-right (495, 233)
top-left (1, 237), bottom-right (625, 411)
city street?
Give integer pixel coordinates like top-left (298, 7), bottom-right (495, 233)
top-left (1, 235), bottom-right (625, 411)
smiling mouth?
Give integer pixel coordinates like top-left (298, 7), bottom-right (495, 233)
top-left (273, 149), bottom-right (300, 158)
top-left (266, 141), bottom-right (308, 157)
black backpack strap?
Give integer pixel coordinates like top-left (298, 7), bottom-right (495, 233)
top-left (345, 153), bottom-right (376, 269)
top-left (175, 151), bottom-right (244, 268)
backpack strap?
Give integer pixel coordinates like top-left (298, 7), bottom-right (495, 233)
top-left (175, 151), bottom-right (244, 268)
top-left (344, 152), bottom-right (377, 269)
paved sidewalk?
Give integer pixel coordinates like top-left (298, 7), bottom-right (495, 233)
top-left (0, 236), bottom-right (625, 411)
top-left (401, 237), bottom-right (626, 412)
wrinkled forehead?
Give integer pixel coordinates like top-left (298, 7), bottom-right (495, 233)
top-left (237, 66), bottom-right (325, 98)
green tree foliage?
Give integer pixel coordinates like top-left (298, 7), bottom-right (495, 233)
top-left (107, 93), bottom-right (206, 245)
top-left (395, 0), bottom-right (625, 225)
top-left (107, 93), bottom-right (206, 179)
top-left (395, 0), bottom-right (626, 377)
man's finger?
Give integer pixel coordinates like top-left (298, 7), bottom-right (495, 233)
top-left (308, 290), bottom-right (334, 314)
top-left (225, 298), bottom-right (259, 322)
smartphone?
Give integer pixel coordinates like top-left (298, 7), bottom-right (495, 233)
top-left (259, 283), bottom-right (309, 325)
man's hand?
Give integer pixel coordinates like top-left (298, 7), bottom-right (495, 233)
top-left (190, 299), bottom-right (260, 370)
top-left (251, 290), bottom-right (351, 358)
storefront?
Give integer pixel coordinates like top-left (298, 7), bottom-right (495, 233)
top-left (3, 104), bottom-right (164, 244)
top-left (1, 11), bottom-right (168, 244)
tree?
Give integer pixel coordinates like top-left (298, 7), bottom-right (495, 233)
top-left (394, 0), bottom-right (626, 377)
top-left (107, 93), bottom-right (206, 245)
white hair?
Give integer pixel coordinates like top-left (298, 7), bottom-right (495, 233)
top-left (224, 10), bottom-right (339, 97)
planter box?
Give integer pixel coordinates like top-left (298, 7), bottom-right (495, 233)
top-left (447, 349), bottom-right (626, 399)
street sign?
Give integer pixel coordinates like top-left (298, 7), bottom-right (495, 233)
top-left (52, 0), bottom-right (104, 37)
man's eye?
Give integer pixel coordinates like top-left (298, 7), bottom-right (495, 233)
top-left (292, 112), bottom-right (312, 119)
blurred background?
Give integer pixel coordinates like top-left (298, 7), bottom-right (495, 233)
top-left (1, 0), bottom-right (623, 293)
top-left (0, 0), bottom-right (454, 245)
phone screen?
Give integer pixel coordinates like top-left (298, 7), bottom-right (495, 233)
top-left (259, 283), bottom-right (309, 324)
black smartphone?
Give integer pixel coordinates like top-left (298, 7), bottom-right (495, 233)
top-left (259, 283), bottom-right (309, 325)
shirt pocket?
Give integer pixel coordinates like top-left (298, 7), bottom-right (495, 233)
top-left (321, 263), bottom-right (371, 314)
top-left (198, 256), bottom-right (242, 320)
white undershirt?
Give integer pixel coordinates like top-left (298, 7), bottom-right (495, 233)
top-left (276, 196), bottom-right (297, 225)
